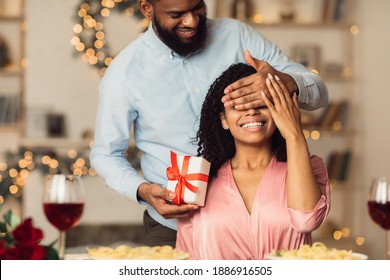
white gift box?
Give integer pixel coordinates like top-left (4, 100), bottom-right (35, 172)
top-left (166, 151), bottom-right (210, 206)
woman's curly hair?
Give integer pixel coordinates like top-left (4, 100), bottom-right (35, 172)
top-left (197, 63), bottom-right (287, 178)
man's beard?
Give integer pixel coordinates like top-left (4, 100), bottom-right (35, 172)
top-left (153, 14), bottom-right (208, 57)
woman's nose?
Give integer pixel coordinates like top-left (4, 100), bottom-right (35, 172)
top-left (245, 108), bottom-right (260, 116)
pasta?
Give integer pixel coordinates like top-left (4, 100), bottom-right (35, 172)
top-left (270, 242), bottom-right (365, 260)
top-left (87, 245), bottom-right (190, 260)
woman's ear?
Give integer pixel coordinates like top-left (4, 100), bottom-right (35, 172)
top-left (219, 112), bottom-right (229, 130)
top-left (139, 0), bottom-right (153, 20)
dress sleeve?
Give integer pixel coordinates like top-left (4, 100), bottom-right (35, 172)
top-left (287, 155), bottom-right (331, 233)
top-left (176, 216), bottom-right (196, 259)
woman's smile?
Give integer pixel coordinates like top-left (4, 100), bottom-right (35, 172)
top-left (240, 121), bottom-right (266, 129)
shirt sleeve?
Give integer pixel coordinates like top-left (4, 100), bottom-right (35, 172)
top-left (89, 65), bottom-right (147, 203)
top-left (287, 155), bottom-right (331, 233)
top-left (239, 21), bottom-right (329, 111)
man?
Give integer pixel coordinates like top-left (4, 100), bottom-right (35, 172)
top-left (90, 0), bottom-right (328, 247)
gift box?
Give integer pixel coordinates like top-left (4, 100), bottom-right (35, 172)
top-left (166, 151), bottom-right (210, 206)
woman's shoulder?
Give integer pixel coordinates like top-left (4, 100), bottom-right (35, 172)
top-left (215, 160), bottom-right (231, 175)
top-left (210, 161), bottom-right (232, 184)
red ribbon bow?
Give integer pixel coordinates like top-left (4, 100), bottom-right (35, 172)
top-left (166, 151), bottom-right (209, 205)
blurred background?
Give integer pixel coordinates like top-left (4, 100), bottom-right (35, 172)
top-left (0, 0), bottom-right (389, 259)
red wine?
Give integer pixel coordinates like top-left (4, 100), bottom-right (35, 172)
top-left (367, 201), bottom-right (390, 230)
top-left (43, 202), bottom-right (84, 231)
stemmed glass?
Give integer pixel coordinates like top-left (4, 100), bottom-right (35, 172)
top-left (367, 176), bottom-right (390, 259)
top-left (43, 174), bottom-right (85, 259)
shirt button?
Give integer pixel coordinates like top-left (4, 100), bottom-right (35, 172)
top-left (183, 59), bottom-right (188, 64)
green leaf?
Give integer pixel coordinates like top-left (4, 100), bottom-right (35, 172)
top-left (3, 210), bottom-right (12, 226)
top-left (3, 210), bottom-right (21, 230)
top-left (44, 246), bottom-right (60, 260)
top-left (0, 222), bottom-right (7, 233)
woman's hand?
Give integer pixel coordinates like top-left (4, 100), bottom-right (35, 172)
top-left (262, 74), bottom-right (322, 211)
top-left (261, 73), bottom-right (303, 141)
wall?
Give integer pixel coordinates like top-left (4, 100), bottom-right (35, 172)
top-left (1, 0), bottom-right (147, 244)
top-left (1, 0), bottom-right (390, 259)
top-left (24, 0), bottom-right (101, 140)
top-left (353, 0), bottom-right (390, 260)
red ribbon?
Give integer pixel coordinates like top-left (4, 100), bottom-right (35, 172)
top-left (166, 151), bottom-right (209, 205)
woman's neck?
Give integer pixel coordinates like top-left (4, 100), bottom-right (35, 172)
top-left (230, 145), bottom-right (273, 171)
top-left (229, 145), bottom-right (273, 215)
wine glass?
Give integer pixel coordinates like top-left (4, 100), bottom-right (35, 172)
top-left (367, 176), bottom-right (390, 259)
top-left (43, 174), bottom-right (85, 259)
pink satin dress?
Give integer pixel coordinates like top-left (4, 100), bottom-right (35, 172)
top-left (176, 155), bottom-right (331, 260)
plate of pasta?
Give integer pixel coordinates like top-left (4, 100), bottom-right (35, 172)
top-left (267, 242), bottom-right (368, 260)
top-left (87, 245), bottom-right (190, 260)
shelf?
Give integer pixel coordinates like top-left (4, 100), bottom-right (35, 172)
top-left (303, 126), bottom-right (352, 136)
top-left (0, 1), bottom-right (25, 137)
top-left (0, 65), bottom-right (23, 76)
top-left (0, 123), bottom-right (22, 132)
top-left (322, 75), bottom-right (353, 83)
top-left (253, 13), bottom-right (358, 238)
top-left (19, 138), bottom-right (92, 149)
top-left (0, 16), bottom-right (23, 22)
top-left (247, 20), bottom-right (354, 29)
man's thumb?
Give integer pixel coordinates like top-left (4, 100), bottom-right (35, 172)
top-left (244, 50), bottom-right (264, 70)
top-left (163, 188), bottom-right (176, 200)
top-left (244, 50), bottom-right (256, 68)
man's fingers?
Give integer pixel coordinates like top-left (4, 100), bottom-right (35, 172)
top-left (159, 187), bottom-right (176, 201)
top-left (232, 99), bottom-right (265, 111)
top-left (223, 75), bottom-right (250, 95)
top-left (160, 203), bottom-right (199, 218)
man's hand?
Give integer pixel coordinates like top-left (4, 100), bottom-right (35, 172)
top-left (222, 50), bottom-right (298, 111)
top-left (137, 183), bottom-right (199, 219)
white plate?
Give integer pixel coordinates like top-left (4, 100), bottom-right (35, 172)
top-left (87, 246), bottom-right (190, 260)
top-left (88, 254), bottom-right (189, 260)
top-left (266, 252), bottom-right (368, 260)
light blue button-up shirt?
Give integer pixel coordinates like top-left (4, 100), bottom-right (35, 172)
top-left (90, 18), bottom-right (328, 230)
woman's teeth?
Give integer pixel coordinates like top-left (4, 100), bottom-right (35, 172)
top-left (241, 122), bottom-right (264, 128)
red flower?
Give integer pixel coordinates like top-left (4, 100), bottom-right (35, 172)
top-left (12, 218), bottom-right (43, 246)
top-left (0, 240), bottom-right (7, 259)
top-left (4, 245), bottom-right (46, 260)
top-left (0, 211), bottom-right (59, 260)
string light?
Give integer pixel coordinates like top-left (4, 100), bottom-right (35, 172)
top-left (72, 0), bottom-right (145, 75)
top-left (0, 144), bottom-right (140, 205)
top-left (0, 148), bottom-right (95, 204)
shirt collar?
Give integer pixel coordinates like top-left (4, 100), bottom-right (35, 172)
top-left (144, 22), bottom-right (177, 60)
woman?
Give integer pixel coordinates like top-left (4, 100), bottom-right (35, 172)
top-left (176, 63), bottom-right (331, 259)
